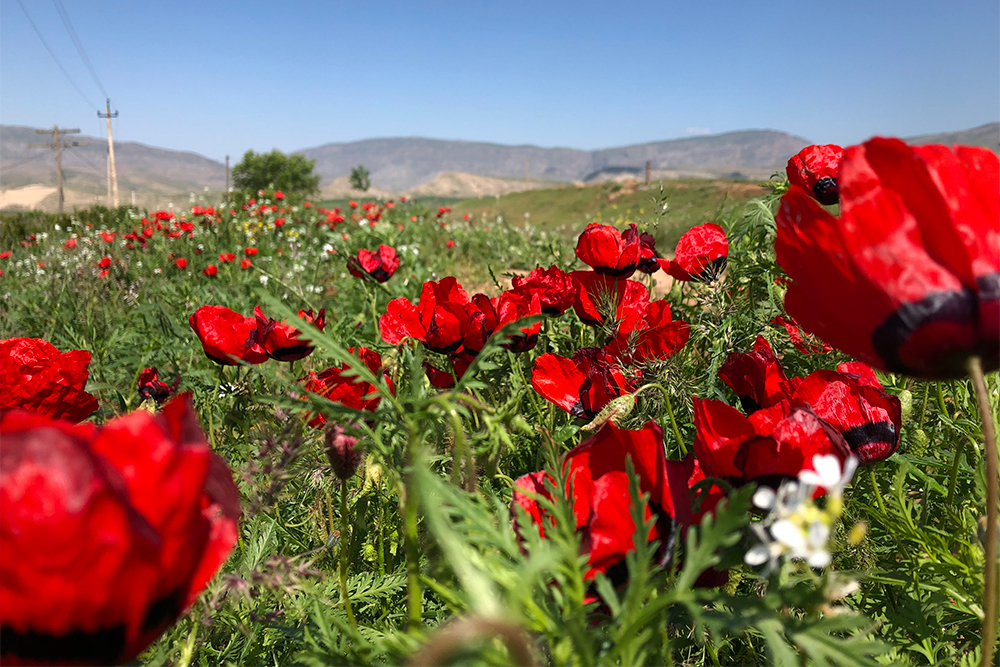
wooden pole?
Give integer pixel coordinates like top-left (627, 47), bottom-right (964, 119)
top-left (98, 99), bottom-right (119, 207)
top-left (645, 160), bottom-right (651, 186)
top-left (30, 127), bottom-right (85, 214)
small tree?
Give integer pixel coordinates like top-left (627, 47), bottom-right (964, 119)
top-left (349, 164), bottom-right (371, 192)
top-left (232, 149), bottom-right (321, 198)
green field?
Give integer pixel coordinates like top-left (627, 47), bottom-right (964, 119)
top-left (447, 178), bottom-right (767, 246)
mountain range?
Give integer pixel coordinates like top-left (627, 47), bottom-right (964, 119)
top-left (1, 122), bottom-right (997, 210)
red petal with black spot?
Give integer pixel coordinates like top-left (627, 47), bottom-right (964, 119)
top-left (775, 138), bottom-right (999, 379)
top-left (531, 348), bottom-right (632, 419)
top-left (510, 265), bottom-right (575, 315)
top-left (348, 245), bottom-right (399, 283)
top-left (786, 144), bottom-right (845, 206)
top-left (188, 306), bottom-right (268, 366)
top-left (636, 230), bottom-right (660, 274)
top-left (299, 347), bottom-right (390, 428)
top-left (791, 363), bottom-right (901, 465)
top-left (417, 277), bottom-right (471, 354)
top-left (252, 306), bottom-right (316, 362)
top-left (512, 421), bottom-right (690, 584)
top-left (0, 395), bottom-right (239, 666)
top-left (570, 270), bottom-right (649, 327)
top-left (691, 397), bottom-right (849, 489)
top-left (717, 336), bottom-right (796, 413)
top-left (609, 300), bottom-right (690, 363)
top-left (136, 367), bottom-right (176, 404)
top-left (575, 223), bottom-right (641, 277)
top-left (495, 290), bottom-right (542, 353)
top-left (658, 223), bottom-right (729, 283)
top-left (0, 338), bottom-right (99, 422)
top-left (463, 294), bottom-right (500, 355)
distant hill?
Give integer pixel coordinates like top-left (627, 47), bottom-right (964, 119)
top-left (3, 122), bottom-right (997, 211)
top-left (0, 125), bottom-right (226, 195)
top-left (298, 129), bottom-right (811, 191)
top-left (904, 122), bottom-right (999, 151)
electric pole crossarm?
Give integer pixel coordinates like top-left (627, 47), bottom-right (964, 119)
top-left (30, 126), bottom-right (84, 214)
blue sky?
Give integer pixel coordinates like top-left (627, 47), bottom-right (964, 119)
top-left (1, 0), bottom-right (997, 162)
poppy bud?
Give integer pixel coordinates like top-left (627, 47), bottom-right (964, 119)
top-left (897, 389), bottom-right (913, 427)
top-left (325, 423), bottom-right (362, 479)
top-left (908, 428), bottom-right (929, 457)
top-left (582, 393), bottom-right (636, 431)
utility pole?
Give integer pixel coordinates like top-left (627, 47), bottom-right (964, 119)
top-left (645, 160), bottom-right (651, 186)
top-left (98, 99), bottom-right (119, 207)
top-left (29, 126), bottom-right (86, 214)
top-left (225, 155), bottom-right (230, 194)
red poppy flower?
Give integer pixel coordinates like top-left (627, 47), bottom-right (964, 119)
top-left (347, 245), bottom-right (399, 283)
top-left (691, 397), bottom-right (849, 488)
top-left (98, 269), bottom-right (110, 279)
top-left (571, 271), bottom-right (649, 328)
top-left (717, 336), bottom-right (795, 413)
top-left (423, 350), bottom-right (475, 389)
top-left (575, 223), bottom-right (641, 277)
top-left (771, 315), bottom-right (832, 355)
top-left (0, 395), bottom-right (239, 666)
top-left (512, 421), bottom-right (692, 582)
top-left (240, 258), bottom-right (252, 270)
top-left (97, 256), bottom-right (111, 269)
top-left (463, 291), bottom-right (542, 354)
top-left (0, 251), bottom-right (10, 260)
top-left (379, 277), bottom-right (470, 354)
top-left (658, 223), bottom-right (729, 283)
top-left (0, 338), bottom-right (99, 422)
top-left (219, 253), bottom-right (235, 263)
top-left (63, 238), bottom-right (77, 250)
top-left (445, 240), bottom-right (456, 248)
top-left (142, 228), bottom-right (155, 239)
top-left (608, 300), bottom-right (690, 363)
top-left (531, 348), bottom-right (634, 419)
top-left (636, 230), bottom-right (660, 274)
top-left (252, 306), bottom-right (324, 362)
top-left (174, 258), bottom-right (188, 270)
top-left (776, 138), bottom-right (999, 379)
top-left (786, 144), bottom-right (845, 206)
top-left (718, 338), bottom-right (901, 464)
top-left (136, 366), bottom-right (179, 404)
top-left (274, 217), bottom-right (285, 228)
top-left (203, 265), bottom-right (218, 277)
top-left (244, 247), bottom-right (258, 257)
top-left (188, 305), bottom-right (268, 366)
top-left (274, 190), bottom-right (284, 200)
top-left (791, 363), bottom-right (902, 465)
top-left (300, 347), bottom-right (389, 428)
top-left (101, 231), bottom-right (116, 243)
top-left (510, 265), bottom-right (576, 315)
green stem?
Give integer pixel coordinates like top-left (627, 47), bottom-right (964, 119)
top-left (663, 389), bottom-right (686, 457)
top-left (918, 382), bottom-right (931, 431)
top-left (868, 467), bottom-right (887, 516)
top-left (339, 479), bottom-right (357, 630)
top-left (404, 424), bottom-right (423, 630)
top-left (947, 437), bottom-right (966, 506)
top-left (968, 357), bottom-right (998, 667)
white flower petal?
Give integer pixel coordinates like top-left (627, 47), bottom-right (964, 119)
top-left (745, 545), bottom-right (771, 566)
top-left (753, 486), bottom-right (776, 510)
top-left (771, 519), bottom-right (807, 551)
top-left (806, 550), bottom-right (831, 568)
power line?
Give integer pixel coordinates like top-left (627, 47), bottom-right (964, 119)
top-left (65, 145), bottom-right (105, 175)
top-left (14, 0), bottom-right (98, 110)
top-left (1, 151), bottom-right (50, 171)
top-left (51, 0), bottom-right (108, 99)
